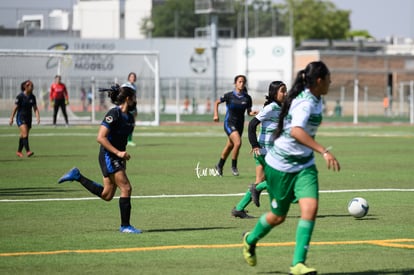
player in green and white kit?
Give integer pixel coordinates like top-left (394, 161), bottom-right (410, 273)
top-left (231, 81), bottom-right (287, 218)
top-left (242, 61), bottom-right (341, 275)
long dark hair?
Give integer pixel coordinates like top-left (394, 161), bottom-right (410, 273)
top-left (274, 61), bottom-right (330, 138)
top-left (99, 84), bottom-right (135, 106)
top-left (264, 81), bottom-right (285, 107)
top-left (20, 80), bottom-right (31, 91)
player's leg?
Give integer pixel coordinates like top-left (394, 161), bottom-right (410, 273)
top-left (290, 166), bottom-right (318, 274)
top-left (250, 162), bottom-right (266, 207)
top-left (58, 167), bottom-right (104, 197)
top-left (127, 111), bottom-right (137, 146)
top-left (232, 184), bottom-right (254, 219)
top-left (61, 102), bottom-right (69, 125)
top-left (243, 211), bottom-right (284, 266)
top-left (233, 156), bottom-right (267, 215)
top-left (228, 130), bottom-right (241, 175)
top-left (127, 133), bottom-right (136, 146)
top-left (19, 124), bottom-right (33, 156)
top-left (58, 152), bottom-right (113, 197)
top-left (53, 100), bottom-right (59, 125)
top-left (16, 122), bottom-right (26, 157)
top-left (242, 164), bottom-right (291, 266)
top-left (215, 135), bottom-right (234, 176)
top-left (114, 170), bottom-right (142, 233)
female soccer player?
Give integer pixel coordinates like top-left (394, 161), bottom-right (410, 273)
top-left (9, 80), bottom-right (40, 157)
top-left (58, 83), bottom-right (142, 234)
top-left (231, 81), bottom-right (287, 218)
top-left (126, 72), bottom-right (137, 147)
top-left (242, 61), bottom-right (340, 275)
top-left (213, 75), bottom-right (257, 176)
top-left (50, 75), bottom-right (69, 127)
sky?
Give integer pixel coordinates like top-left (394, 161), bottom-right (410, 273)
top-left (328, 0), bottom-right (413, 40)
top-left (0, 0), bottom-right (413, 40)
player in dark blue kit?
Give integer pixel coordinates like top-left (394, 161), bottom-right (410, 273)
top-left (213, 75), bottom-right (258, 176)
top-left (9, 80), bottom-right (40, 158)
top-left (58, 83), bottom-right (142, 234)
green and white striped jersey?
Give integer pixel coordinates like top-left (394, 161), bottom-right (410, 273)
top-left (266, 89), bottom-right (323, 172)
top-left (256, 101), bottom-right (282, 155)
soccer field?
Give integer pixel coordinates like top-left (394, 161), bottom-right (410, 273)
top-left (0, 124), bottom-right (413, 274)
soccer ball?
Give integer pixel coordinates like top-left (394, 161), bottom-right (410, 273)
top-left (347, 197), bottom-right (369, 218)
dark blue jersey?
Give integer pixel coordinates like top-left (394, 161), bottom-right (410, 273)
top-left (220, 90), bottom-right (252, 126)
top-left (100, 107), bottom-right (135, 153)
top-left (15, 92), bottom-right (37, 121)
top-left (15, 92), bottom-right (37, 127)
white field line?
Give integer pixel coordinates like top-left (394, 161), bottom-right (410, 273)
top-left (0, 131), bottom-right (413, 138)
top-left (1, 188), bottom-right (413, 203)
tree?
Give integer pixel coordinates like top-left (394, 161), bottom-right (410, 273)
top-left (282, 0), bottom-right (351, 46)
top-left (347, 30), bottom-right (373, 40)
top-left (144, 0), bottom-right (206, 37)
top-left (143, 0), bottom-right (353, 47)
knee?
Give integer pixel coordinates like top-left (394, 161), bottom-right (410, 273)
top-left (120, 185), bottom-right (132, 197)
top-left (267, 212), bottom-right (286, 226)
top-left (233, 140), bottom-right (242, 148)
top-left (100, 191), bottom-right (114, 201)
top-left (100, 193), bottom-right (113, 201)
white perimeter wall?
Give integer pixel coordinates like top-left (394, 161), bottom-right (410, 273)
top-left (0, 36), bottom-right (293, 91)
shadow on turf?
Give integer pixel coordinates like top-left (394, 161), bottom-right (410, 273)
top-left (259, 269), bottom-right (414, 274)
top-left (0, 154), bottom-right (86, 161)
top-left (317, 214), bottom-right (378, 220)
top-left (287, 214), bottom-right (378, 220)
top-left (146, 226), bottom-right (236, 233)
top-left (0, 187), bottom-right (78, 197)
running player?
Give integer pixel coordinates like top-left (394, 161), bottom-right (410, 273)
top-left (58, 83), bottom-right (142, 234)
top-left (213, 75), bottom-right (258, 176)
top-left (9, 80), bottom-right (40, 157)
top-left (231, 81), bottom-right (287, 218)
top-left (242, 61), bottom-right (340, 275)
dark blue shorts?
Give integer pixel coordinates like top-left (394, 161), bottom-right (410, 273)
top-left (16, 114), bottom-right (32, 129)
top-left (99, 151), bottom-right (126, 177)
top-left (224, 121), bottom-right (243, 136)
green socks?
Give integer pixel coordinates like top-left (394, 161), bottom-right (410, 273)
top-left (236, 181), bottom-right (267, 211)
top-left (235, 187), bottom-right (252, 211)
top-left (292, 219), bottom-right (315, 266)
top-left (246, 214), bottom-right (273, 244)
top-left (256, 181), bottom-right (267, 191)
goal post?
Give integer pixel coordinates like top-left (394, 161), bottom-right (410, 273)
top-left (0, 49), bottom-right (160, 126)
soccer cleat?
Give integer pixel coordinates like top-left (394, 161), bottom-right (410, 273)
top-left (26, 151), bottom-right (34, 157)
top-left (16, 151), bottom-right (23, 158)
top-left (127, 141), bottom-right (136, 147)
top-left (249, 183), bottom-right (262, 207)
top-left (242, 232), bottom-right (257, 266)
top-left (289, 263), bottom-right (317, 275)
top-left (215, 164), bottom-right (223, 176)
top-left (231, 167), bottom-right (239, 176)
top-left (231, 207), bottom-right (254, 219)
top-left (119, 225), bottom-right (142, 234)
top-left (58, 167), bottom-right (81, 183)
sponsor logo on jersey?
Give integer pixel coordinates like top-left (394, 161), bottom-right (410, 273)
top-left (105, 116), bottom-right (113, 123)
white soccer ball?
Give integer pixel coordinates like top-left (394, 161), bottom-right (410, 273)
top-left (347, 197), bottom-right (369, 218)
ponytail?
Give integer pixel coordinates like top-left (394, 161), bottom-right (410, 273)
top-left (98, 83), bottom-right (135, 106)
top-left (274, 61), bottom-right (329, 138)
